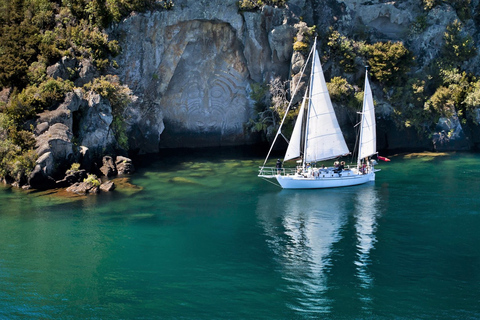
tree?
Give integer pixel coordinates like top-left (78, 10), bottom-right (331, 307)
top-left (362, 41), bottom-right (414, 86)
top-left (442, 20), bottom-right (476, 67)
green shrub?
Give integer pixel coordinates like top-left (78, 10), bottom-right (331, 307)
top-left (326, 29), bottom-right (357, 73)
top-left (441, 20), bottom-right (476, 67)
top-left (361, 41), bottom-right (414, 86)
top-left (238, 0), bottom-right (286, 11)
top-left (69, 163), bottom-right (81, 172)
top-left (0, 113), bottom-right (37, 184)
top-left (5, 78), bottom-right (73, 124)
top-left (84, 174), bottom-right (101, 187)
top-left (327, 76), bottom-right (355, 106)
top-left (293, 41), bottom-right (308, 53)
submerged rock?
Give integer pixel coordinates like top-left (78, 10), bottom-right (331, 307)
top-left (100, 180), bottom-right (116, 192)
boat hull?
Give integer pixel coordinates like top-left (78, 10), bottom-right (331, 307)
top-left (275, 171), bottom-right (375, 189)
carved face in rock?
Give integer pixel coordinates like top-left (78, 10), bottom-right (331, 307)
top-left (157, 22), bottom-right (252, 147)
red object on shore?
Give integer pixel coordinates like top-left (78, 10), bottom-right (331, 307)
top-left (378, 156), bottom-right (391, 162)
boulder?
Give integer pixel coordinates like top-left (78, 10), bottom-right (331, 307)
top-left (28, 164), bottom-right (56, 190)
top-left (56, 169), bottom-right (87, 188)
top-left (100, 180), bottom-right (115, 192)
top-left (433, 114), bottom-right (471, 151)
top-left (100, 156), bottom-right (117, 177)
top-left (116, 156), bottom-right (135, 175)
top-left (66, 181), bottom-right (100, 195)
top-left (74, 59), bottom-right (97, 86)
top-left (46, 57), bottom-right (77, 80)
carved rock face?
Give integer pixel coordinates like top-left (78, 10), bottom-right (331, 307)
top-left (113, 2), bottom-right (280, 152)
top-left (157, 21), bottom-right (251, 147)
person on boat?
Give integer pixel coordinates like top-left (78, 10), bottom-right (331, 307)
top-left (276, 159), bottom-right (282, 174)
top-left (306, 163), bottom-right (313, 177)
top-left (334, 161), bottom-right (344, 175)
top-left (361, 163), bottom-right (367, 174)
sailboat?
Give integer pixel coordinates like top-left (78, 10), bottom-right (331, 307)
top-left (258, 38), bottom-right (379, 189)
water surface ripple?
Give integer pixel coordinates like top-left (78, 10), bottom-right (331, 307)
top-left (0, 150), bottom-right (479, 319)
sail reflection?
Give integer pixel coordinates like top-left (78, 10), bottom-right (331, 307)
top-left (354, 186), bottom-right (379, 290)
top-left (256, 186), bottom-right (380, 315)
top-left (257, 190), bottom-right (348, 314)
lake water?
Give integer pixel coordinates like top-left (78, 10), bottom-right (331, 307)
top-left (1, 149), bottom-right (479, 319)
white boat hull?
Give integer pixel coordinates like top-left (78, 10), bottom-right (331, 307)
top-left (275, 171), bottom-right (375, 189)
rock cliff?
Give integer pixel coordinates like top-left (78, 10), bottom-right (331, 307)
top-left (24, 0), bottom-right (480, 189)
top-left (112, 0), bottom-right (297, 151)
top-left (108, 0), bottom-right (480, 153)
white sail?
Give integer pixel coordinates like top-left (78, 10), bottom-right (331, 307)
top-left (304, 50), bottom-right (349, 163)
top-left (358, 71), bottom-right (376, 161)
top-left (284, 92), bottom-right (307, 161)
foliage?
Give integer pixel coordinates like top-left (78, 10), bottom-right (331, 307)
top-left (422, 0), bottom-right (438, 10)
top-left (326, 29), bottom-right (357, 73)
top-left (327, 77), bottom-right (352, 101)
top-left (238, 0), bottom-right (286, 11)
top-left (361, 41), bottom-right (414, 86)
top-left (0, 113), bottom-right (37, 184)
top-left (84, 75), bottom-right (131, 110)
top-left (5, 78), bottom-right (74, 124)
top-left (425, 68), bottom-right (478, 122)
top-left (293, 41), bottom-right (309, 53)
top-left (69, 162), bottom-right (81, 172)
top-left (293, 24), bottom-right (316, 54)
top-left (324, 30), bottom-right (413, 84)
top-left (423, 0), bottom-right (471, 20)
top-left (0, 0), bottom-right (171, 91)
top-left (84, 173), bottom-right (101, 187)
top-left (441, 20), bottom-right (476, 68)
top-left (245, 78), bottom-right (291, 141)
top-left (409, 15), bottom-right (428, 36)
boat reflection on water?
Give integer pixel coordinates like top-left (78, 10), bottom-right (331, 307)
top-left (354, 186), bottom-right (379, 290)
top-left (256, 185), bottom-right (380, 315)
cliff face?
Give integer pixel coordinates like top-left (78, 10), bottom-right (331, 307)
top-left (110, 0), bottom-right (480, 153)
top-left (112, 0), bottom-right (296, 151)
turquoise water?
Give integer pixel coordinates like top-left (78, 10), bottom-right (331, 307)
top-left (1, 149), bottom-right (480, 319)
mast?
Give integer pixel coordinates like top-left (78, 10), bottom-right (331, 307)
top-left (302, 38), bottom-right (317, 168)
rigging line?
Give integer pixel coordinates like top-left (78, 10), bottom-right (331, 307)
top-left (280, 132), bottom-right (289, 144)
top-left (261, 177), bottom-right (281, 187)
top-left (261, 42), bottom-right (315, 168)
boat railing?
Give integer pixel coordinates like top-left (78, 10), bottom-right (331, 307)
top-left (258, 167), bottom-right (297, 177)
top-left (260, 164), bottom-right (376, 177)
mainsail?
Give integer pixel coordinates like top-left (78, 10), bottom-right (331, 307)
top-left (303, 44), bottom-right (349, 163)
top-left (357, 70), bottom-right (376, 162)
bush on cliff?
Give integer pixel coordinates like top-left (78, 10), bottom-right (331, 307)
top-left (0, 113), bottom-right (37, 185)
top-left (5, 78), bottom-right (74, 125)
top-left (360, 41), bottom-right (414, 86)
top-left (238, 0), bottom-right (286, 11)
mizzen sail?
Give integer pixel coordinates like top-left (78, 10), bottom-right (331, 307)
top-left (358, 70), bottom-right (376, 161)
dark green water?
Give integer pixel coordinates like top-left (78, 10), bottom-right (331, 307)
top-left (1, 150), bottom-right (480, 319)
